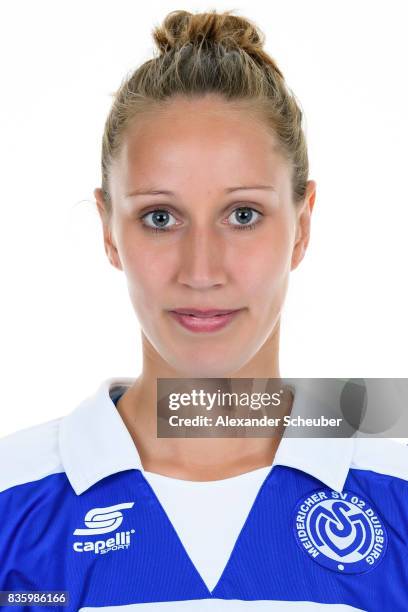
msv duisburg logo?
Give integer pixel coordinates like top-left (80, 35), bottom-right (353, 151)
top-left (293, 489), bottom-right (387, 574)
top-left (73, 502), bottom-right (135, 535)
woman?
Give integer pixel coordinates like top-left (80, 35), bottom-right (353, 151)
top-left (1, 9), bottom-right (407, 611)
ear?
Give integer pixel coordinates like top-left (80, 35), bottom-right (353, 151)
top-left (93, 188), bottom-right (123, 271)
top-left (291, 180), bottom-right (317, 271)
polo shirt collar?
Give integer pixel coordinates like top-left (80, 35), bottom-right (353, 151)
top-left (59, 377), bottom-right (355, 496)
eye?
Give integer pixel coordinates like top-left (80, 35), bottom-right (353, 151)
top-left (226, 207), bottom-right (262, 231)
top-left (140, 209), bottom-right (178, 232)
top-left (139, 206), bottom-right (263, 233)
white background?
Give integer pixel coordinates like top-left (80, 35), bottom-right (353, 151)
top-left (0, 0), bottom-right (407, 436)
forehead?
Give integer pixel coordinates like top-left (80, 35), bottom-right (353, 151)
top-left (112, 95), bottom-right (290, 192)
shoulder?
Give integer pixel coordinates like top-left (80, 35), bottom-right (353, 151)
top-left (351, 437), bottom-right (408, 483)
top-left (0, 417), bottom-right (65, 494)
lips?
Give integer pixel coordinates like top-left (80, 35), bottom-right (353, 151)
top-left (170, 308), bottom-right (239, 317)
top-left (168, 308), bottom-right (243, 332)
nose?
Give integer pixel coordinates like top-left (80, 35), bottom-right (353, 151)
top-left (177, 224), bottom-right (227, 290)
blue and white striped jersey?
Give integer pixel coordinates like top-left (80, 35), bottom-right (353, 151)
top-left (0, 377), bottom-right (407, 611)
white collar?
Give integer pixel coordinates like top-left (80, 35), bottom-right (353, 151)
top-left (59, 377), bottom-right (355, 496)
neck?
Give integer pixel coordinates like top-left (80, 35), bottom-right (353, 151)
top-left (116, 322), bottom-right (288, 480)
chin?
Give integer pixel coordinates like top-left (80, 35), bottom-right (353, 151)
top-left (169, 353), bottom-right (246, 379)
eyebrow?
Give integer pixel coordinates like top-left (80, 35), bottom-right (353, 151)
top-left (125, 184), bottom-right (276, 198)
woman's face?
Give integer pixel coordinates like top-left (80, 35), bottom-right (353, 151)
top-left (95, 94), bottom-right (316, 377)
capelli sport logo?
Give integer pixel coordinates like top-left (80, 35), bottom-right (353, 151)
top-left (73, 502), bottom-right (135, 555)
top-left (293, 489), bottom-right (388, 574)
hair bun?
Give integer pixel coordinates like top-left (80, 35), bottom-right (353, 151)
top-left (153, 9), bottom-right (265, 56)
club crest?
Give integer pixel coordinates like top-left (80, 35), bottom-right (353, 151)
top-left (293, 488), bottom-right (387, 574)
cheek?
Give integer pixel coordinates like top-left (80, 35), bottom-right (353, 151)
top-left (231, 224), bottom-right (293, 297)
top-left (117, 229), bottom-right (172, 308)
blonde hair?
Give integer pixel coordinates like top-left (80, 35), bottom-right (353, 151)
top-left (100, 9), bottom-right (309, 216)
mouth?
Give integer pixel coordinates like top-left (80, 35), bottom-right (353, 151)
top-left (170, 308), bottom-right (241, 317)
top-left (168, 308), bottom-right (244, 332)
